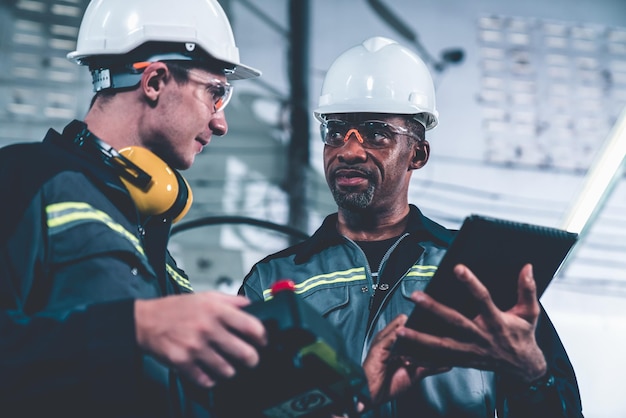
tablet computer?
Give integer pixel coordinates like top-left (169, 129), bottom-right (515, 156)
top-left (395, 214), bottom-right (578, 355)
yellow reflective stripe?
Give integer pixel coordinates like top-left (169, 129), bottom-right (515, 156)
top-left (262, 267), bottom-right (367, 299)
top-left (166, 264), bottom-right (193, 292)
top-left (406, 264), bottom-right (438, 278)
top-left (260, 263), bottom-right (439, 299)
top-left (46, 201), bottom-right (145, 257)
top-left (47, 202), bottom-right (191, 291)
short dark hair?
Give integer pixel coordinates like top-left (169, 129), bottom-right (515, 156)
top-left (164, 61), bottom-right (193, 84)
top-left (89, 89), bottom-right (116, 109)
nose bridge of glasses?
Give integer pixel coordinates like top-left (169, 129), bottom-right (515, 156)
top-left (344, 127), bottom-right (364, 144)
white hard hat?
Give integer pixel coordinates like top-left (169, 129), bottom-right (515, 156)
top-left (67, 0), bottom-right (260, 87)
top-left (314, 36), bottom-right (438, 130)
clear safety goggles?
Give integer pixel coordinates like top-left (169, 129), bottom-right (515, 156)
top-left (150, 61), bottom-right (233, 112)
top-left (320, 119), bottom-right (420, 149)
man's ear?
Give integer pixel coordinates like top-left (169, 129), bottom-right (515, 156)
top-left (409, 140), bottom-right (430, 170)
top-left (140, 62), bottom-right (169, 103)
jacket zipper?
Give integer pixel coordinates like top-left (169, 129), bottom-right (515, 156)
top-left (376, 233), bottom-right (410, 285)
top-left (344, 233), bottom-right (423, 361)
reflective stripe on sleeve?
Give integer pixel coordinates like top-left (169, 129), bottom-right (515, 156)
top-left (46, 201), bottom-right (145, 257)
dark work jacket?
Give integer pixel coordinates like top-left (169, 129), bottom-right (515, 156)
top-left (0, 121), bottom-right (200, 418)
top-left (240, 206), bottom-right (584, 418)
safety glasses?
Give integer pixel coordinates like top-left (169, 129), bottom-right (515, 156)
top-left (185, 72), bottom-right (233, 113)
top-left (133, 61), bottom-right (233, 112)
top-left (320, 119), bottom-right (420, 149)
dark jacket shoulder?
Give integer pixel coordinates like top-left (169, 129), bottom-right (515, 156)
top-left (0, 122), bottom-right (125, 243)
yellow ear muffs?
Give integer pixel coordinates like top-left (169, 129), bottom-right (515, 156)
top-left (68, 120), bottom-right (192, 223)
top-left (118, 147), bottom-right (193, 223)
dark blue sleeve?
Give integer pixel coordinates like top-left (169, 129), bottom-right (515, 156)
top-left (0, 299), bottom-right (142, 413)
top-left (498, 305), bottom-right (584, 417)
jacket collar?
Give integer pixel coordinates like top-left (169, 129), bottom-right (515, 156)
top-left (294, 204), bottom-right (455, 264)
top-left (45, 120), bottom-right (133, 191)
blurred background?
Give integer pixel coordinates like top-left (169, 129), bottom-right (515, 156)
top-left (1, 0), bottom-right (625, 415)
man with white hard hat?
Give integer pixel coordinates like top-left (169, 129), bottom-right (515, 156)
top-left (241, 36), bottom-right (584, 417)
top-left (0, 0), bottom-right (267, 416)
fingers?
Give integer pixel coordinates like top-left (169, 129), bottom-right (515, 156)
top-left (219, 298), bottom-right (268, 347)
top-left (366, 315), bottom-right (408, 371)
top-left (134, 293), bottom-right (268, 388)
top-left (406, 290), bottom-right (483, 340)
top-left (453, 263), bottom-right (543, 334)
top-left (182, 347), bottom-right (235, 388)
top-left (454, 263), bottom-right (540, 321)
top-left (193, 292), bottom-right (268, 367)
top-left (175, 336), bottom-right (259, 389)
top-left (397, 265), bottom-right (546, 375)
top-left (453, 264), bottom-right (500, 318)
top-left (399, 319), bottom-right (475, 354)
top-left (513, 263), bottom-right (540, 322)
top-left (372, 314), bottom-right (407, 346)
top-left (185, 331), bottom-right (259, 388)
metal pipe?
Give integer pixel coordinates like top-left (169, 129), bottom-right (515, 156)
top-left (287, 0), bottom-right (311, 239)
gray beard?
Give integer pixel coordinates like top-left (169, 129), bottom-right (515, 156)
top-left (331, 183), bottom-right (375, 211)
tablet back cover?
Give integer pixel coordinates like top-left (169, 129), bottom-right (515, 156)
top-left (402, 214), bottom-right (578, 338)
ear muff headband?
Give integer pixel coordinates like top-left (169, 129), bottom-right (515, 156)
top-left (118, 147), bottom-right (193, 223)
top-left (73, 126), bottom-right (152, 189)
